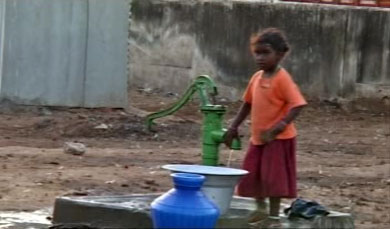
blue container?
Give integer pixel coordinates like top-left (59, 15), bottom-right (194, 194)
top-left (151, 173), bottom-right (220, 228)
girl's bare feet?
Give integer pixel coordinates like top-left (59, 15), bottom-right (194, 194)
top-left (248, 209), bottom-right (268, 223)
top-left (248, 199), bottom-right (268, 223)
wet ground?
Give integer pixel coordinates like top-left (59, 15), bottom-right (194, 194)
top-left (0, 209), bottom-right (51, 228)
top-left (0, 89), bottom-right (389, 228)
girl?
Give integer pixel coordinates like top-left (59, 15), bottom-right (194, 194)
top-left (225, 28), bottom-right (307, 223)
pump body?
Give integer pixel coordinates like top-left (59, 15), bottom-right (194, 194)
top-left (146, 75), bottom-right (241, 166)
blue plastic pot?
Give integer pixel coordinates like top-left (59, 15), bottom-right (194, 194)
top-left (151, 173), bottom-right (220, 228)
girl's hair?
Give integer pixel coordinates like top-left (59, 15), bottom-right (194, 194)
top-left (250, 28), bottom-right (290, 54)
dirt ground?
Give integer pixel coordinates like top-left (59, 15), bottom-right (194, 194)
top-left (0, 89), bottom-right (389, 228)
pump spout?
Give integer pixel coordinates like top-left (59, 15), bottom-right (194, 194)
top-left (210, 129), bottom-right (241, 150)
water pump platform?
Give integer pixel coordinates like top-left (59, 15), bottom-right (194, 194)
top-left (52, 194), bottom-right (353, 228)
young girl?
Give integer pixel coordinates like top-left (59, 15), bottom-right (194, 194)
top-left (225, 28), bottom-right (307, 223)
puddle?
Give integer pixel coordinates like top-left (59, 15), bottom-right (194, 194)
top-left (0, 209), bottom-right (52, 229)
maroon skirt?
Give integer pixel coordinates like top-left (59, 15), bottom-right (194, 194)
top-left (237, 138), bottom-right (297, 199)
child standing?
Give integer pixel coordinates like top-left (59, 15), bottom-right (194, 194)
top-left (225, 28), bottom-right (307, 223)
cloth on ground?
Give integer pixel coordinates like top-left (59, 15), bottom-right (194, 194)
top-left (284, 198), bottom-right (330, 219)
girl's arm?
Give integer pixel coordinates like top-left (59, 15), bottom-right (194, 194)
top-left (224, 102), bottom-right (251, 147)
top-left (261, 105), bottom-right (306, 143)
top-left (282, 104), bottom-right (306, 124)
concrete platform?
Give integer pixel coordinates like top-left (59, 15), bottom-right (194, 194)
top-left (52, 194), bottom-right (354, 229)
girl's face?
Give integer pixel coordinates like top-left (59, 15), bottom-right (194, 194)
top-left (253, 43), bottom-right (284, 72)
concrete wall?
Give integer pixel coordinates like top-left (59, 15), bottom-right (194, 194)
top-left (0, 0), bottom-right (129, 108)
top-left (129, 0), bottom-right (390, 101)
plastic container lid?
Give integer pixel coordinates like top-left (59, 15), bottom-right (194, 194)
top-left (171, 173), bottom-right (205, 188)
top-left (163, 164), bottom-right (248, 176)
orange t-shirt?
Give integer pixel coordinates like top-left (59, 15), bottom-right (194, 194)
top-left (243, 68), bottom-right (307, 145)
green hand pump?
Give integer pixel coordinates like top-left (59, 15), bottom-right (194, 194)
top-left (146, 75), bottom-right (241, 166)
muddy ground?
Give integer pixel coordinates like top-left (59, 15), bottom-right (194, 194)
top-left (0, 89), bottom-right (389, 228)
